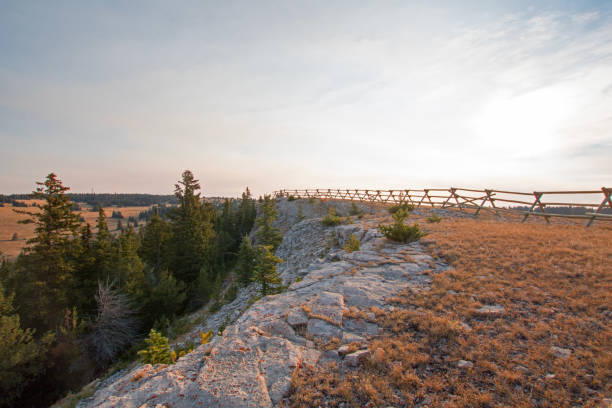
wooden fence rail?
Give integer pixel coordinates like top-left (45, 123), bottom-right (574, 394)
top-left (273, 187), bottom-right (612, 227)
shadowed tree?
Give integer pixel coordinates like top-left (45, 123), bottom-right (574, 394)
top-left (253, 245), bottom-right (283, 296)
top-left (14, 173), bottom-right (81, 331)
top-left (255, 195), bottom-right (282, 250)
top-left (0, 282), bottom-right (54, 408)
top-left (167, 170), bottom-right (215, 298)
top-left (87, 281), bottom-right (138, 366)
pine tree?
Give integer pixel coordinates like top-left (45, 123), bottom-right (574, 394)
top-left (137, 329), bottom-right (171, 365)
top-left (139, 212), bottom-right (170, 276)
top-left (237, 187), bottom-right (256, 237)
top-left (236, 235), bottom-right (258, 286)
top-left (253, 245), bottom-right (283, 296)
top-left (14, 173), bottom-right (81, 330)
top-left (93, 205), bottom-right (113, 280)
top-left (138, 270), bottom-right (187, 330)
top-left (167, 170), bottom-right (215, 297)
top-left (0, 282), bottom-right (54, 407)
top-left (255, 195), bottom-right (282, 250)
top-left (72, 223), bottom-right (97, 311)
top-left (114, 226), bottom-right (144, 296)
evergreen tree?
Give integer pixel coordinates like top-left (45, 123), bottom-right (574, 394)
top-left (114, 226), bottom-right (145, 296)
top-left (237, 187), bottom-right (256, 237)
top-left (0, 282), bottom-right (54, 408)
top-left (215, 198), bottom-right (238, 268)
top-left (14, 173), bottom-right (81, 330)
top-left (139, 213), bottom-right (170, 275)
top-left (137, 329), bottom-right (171, 365)
top-left (167, 170), bottom-right (215, 296)
top-left (93, 206), bottom-right (113, 281)
top-left (236, 235), bottom-right (258, 286)
top-left (253, 245), bottom-right (283, 296)
top-left (255, 195), bottom-right (282, 250)
top-left (72, 224), bottom-right (97, 312)
top-left (138, 270), bottom-right (187, 330)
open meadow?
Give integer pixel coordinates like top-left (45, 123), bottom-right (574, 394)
top-left (0, 200), bottom-right (151, 258)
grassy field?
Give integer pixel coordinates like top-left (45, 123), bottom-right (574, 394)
top-left (289, 209), bottom-right (612, 407)
top-left (0, 200), bottom-right (151, 258)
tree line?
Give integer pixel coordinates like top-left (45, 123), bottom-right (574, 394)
top-left (0, 170), bottom-right (282, 408)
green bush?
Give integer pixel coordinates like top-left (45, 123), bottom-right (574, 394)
top-left (287, 195), bottom-right (297, 201)
top-left (378, 209), bottom-right (425, 243)
top-left (223, 284), bottom-right (239, 304)
top-left (426, 214), bottom-right (442, 223)
top-left (321, 207), bottom-right (343, 227)
top-left (343, 234), bottom-right (361, 253)
top-left (137, 329), bottom-right (171, 365)
top-left (388, 202), bottom-right (415, 214)
top-left (349, 202), bottom-right (363, 216)
top-left (209, 298), bottom-right (222, 314)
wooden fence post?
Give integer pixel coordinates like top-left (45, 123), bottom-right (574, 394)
top-left (587, 187), bottom-right (612, 227)
top-left (522, 192), bottom-right (549, 223)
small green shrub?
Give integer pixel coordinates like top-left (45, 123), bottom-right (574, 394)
top-left (349, 202), bottom-right (363, 216)
top-left (171, 340), bottom-right (195, 363)
top-left (308, 197), bottom-right (317, 204)
top-left (426, 214), bottom-right (442, 223)
top-left (218, 316), bottom-right (230, 335)
top-left (287, 195), bottom-right (297, 201)
top-left (137, 329), bottom-right (171, 365)
top-left (379, 209), bottom-right (425, 243)
top-left (388, 202), bottom-right (415, 214)
top-left (344, 234), bottom-right (361, 253)
top-left (209, 298), bottom-right (222, 313)
top-left (322, 207), bottom-right (343, 227)
top-left (223, 284), bottom-right (239, 304)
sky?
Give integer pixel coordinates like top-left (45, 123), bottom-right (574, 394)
top-left (1, 1), bottom-right (611, 197)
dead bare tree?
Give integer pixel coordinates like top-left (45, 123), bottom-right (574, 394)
top-left (87, 280), bottom-right (138, 365)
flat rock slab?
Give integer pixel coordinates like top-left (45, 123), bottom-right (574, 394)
top-left (286, 308), bottom-right (308, 327)
top-left (308, 291), bottom-right (345, 326)
top-left (307, 318), bottom-right (343, 340)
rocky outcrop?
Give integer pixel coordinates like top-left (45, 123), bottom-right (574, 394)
top-left (81, 199), bottom-right (448, 407)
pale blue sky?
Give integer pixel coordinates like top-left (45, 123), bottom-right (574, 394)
top-left (1, 1), bottom-right (611, 196)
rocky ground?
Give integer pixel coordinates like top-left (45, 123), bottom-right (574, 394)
top-left (78, 199), bottom-right (449, 408)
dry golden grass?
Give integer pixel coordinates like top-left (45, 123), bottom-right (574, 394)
top-left (0, 200), bottom-right (152, 258)
top-left (287, 214), bottom-right (612, 407)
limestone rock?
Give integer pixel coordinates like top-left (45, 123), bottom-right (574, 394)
top-left (345, 350), bottom-right (370, 367)
top-left (550, 346), bottom-right (571, 359)
top-left (306, 318), bottom-right (342, 340)
top-left (457, 360), bottom-right (474, 369)
top-left (475, 304), bottom-right (505, 317)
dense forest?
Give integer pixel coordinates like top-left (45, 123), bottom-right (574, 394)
top-left (0, 171), bottom-right (283, 408)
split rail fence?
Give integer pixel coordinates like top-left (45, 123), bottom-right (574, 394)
top-left (273, 187), bottom-right (612, 227)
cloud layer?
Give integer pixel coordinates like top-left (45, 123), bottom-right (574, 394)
top-left (1, 2), bottom-right (611, 195)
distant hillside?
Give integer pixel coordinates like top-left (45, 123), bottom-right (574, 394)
top-left (0, 193), bottom-right (177, 207)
